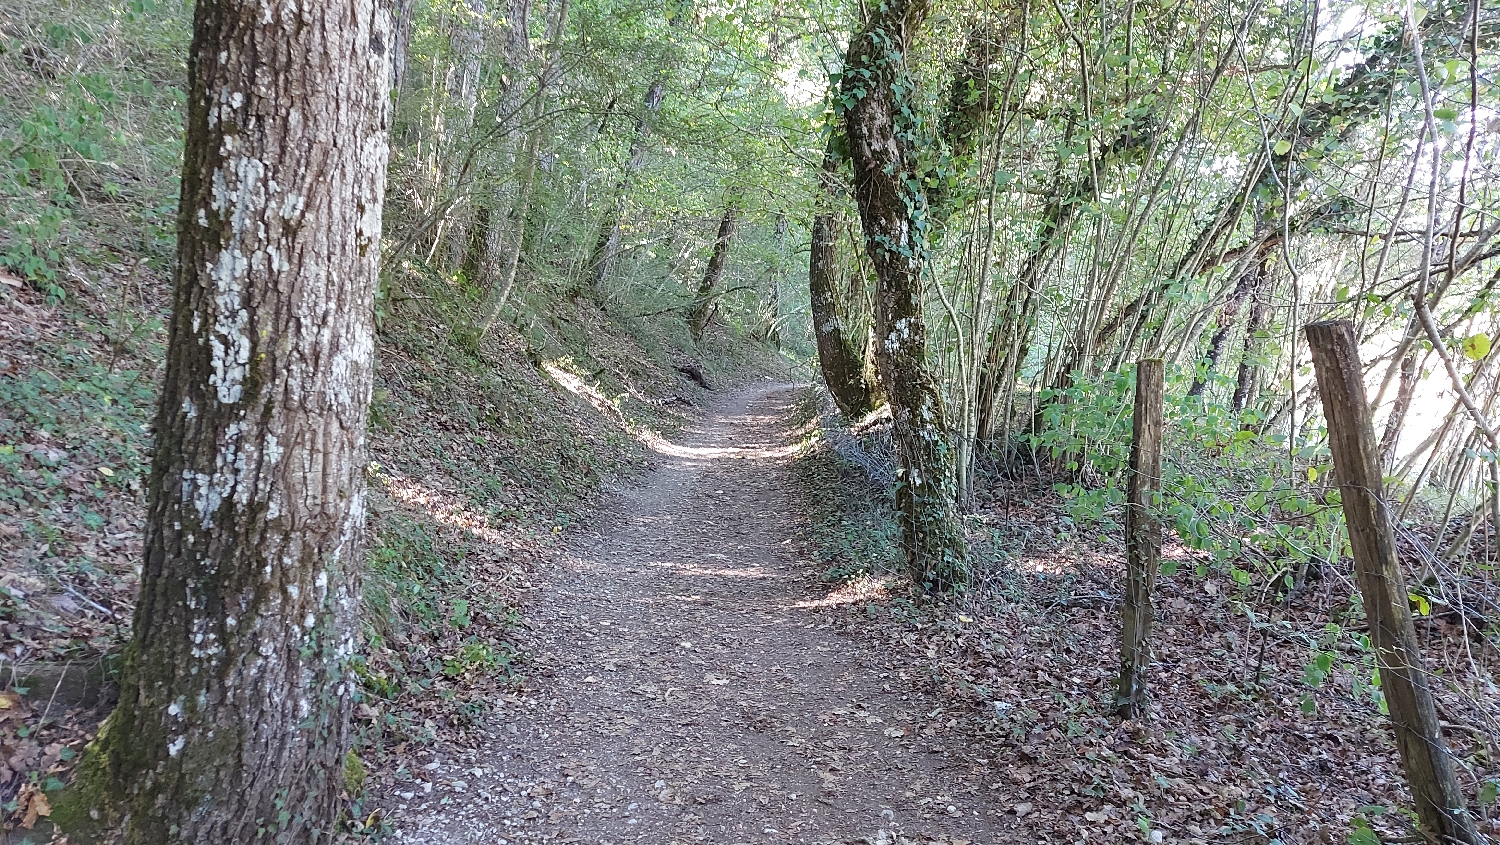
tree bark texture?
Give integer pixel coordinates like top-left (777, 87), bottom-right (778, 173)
top-left (1116, 359), bottom-right (1163, 719)
top-left (1379, 352), bottom-right (1418, 469)
top-left (390, 0), bottom-right (417, 96)
top-left (66, 1), bottom-right (392, 841)
top-left (842, 0), bottom-right (969, 591)
top-left (1188, 248), bottom-right (1270, 398)
top-left (810, 222), bottom-right (877, 420)
top-left (809, 144), bottom-right (876, 418)
top-left (1231, 277), bottom-right (1272, 415)
top-left (688, 200), bottom-right (738, 342)
top-left (1305, 320), bottom-right (1480, 844)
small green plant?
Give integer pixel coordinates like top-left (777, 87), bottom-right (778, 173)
top-left (441, 640), bottom-right (515, 679)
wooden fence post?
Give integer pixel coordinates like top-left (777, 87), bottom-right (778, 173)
top-left (1305, 319), bottom-right (1480, 844)
top-left (1117, 358), bottom-right (1163, 719)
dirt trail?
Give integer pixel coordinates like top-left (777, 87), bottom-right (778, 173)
top-left (389, 384), bottom-right (1014, 844)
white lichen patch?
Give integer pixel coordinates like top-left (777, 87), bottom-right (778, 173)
top-left (205, 150), bottom-right (267, 406)
top-left (326, 326), bottom-right (376, 410)
top-left (180, 417), bottom-right (269, 528)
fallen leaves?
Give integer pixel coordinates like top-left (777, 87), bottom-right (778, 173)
top-left (795, 423), bottom-right (1500, 845)
top-left (17, 785), bottom-right (50, 829)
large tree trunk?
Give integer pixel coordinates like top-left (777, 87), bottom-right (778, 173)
top-left (60, 1), bottom-right (391, 841)
top-left (810, 225), bottom-right (877, 418)
top-left (842, 0), bottom-right (968, 591)
top-left (688, 200), bottom-right (739, 342)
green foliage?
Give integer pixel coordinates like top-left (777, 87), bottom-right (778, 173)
top-left (0, 322), bottom-right (159, 655)
top-left (0, 1), bottom-right (188, 292)
top-left (341, 750), bottom-right (366, 796)
top-left (1033, 365), bottom-right (1340, 593)
top-left (441, 640), bottom-right (516, 679)
top-left (363, 514), bottom-right (454, 639)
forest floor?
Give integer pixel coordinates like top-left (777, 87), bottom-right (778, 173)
top-left (381, 384), bottom-right (1013, 845)
top-left (372, 377), bottom-right (1500, 845)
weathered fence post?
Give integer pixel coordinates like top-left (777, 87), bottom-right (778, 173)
top-left (1305, 319), bottom-right (1480, 844)
top-left (1117, 358), bottom-right (1163, 719)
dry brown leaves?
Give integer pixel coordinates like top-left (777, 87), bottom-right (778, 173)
top-left (801, 472), bottom-right (1500, 844)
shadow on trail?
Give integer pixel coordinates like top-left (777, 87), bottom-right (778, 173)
top-left (388, 385), bottom-right (1015, 845)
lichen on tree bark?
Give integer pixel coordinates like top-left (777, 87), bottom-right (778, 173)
top-left (57, 0), bottom-right (393, 841)
top-left (840, 0), bottom-right (968, 591)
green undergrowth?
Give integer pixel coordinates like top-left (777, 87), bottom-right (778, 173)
top-left (787, 390), bottom-right (903, 582)
top-left (0, 0), bottom-right (187, 294)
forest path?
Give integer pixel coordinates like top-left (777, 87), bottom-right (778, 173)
top-left (389, 384), bottom-right (1013, 845)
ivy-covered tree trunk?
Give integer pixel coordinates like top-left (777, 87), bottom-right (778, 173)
top-left (1188, 247), bottom-right (1269, 398)
top-left (809, 145), bottom-right (876, 418)
top-left (60, 1), bottom-right (391, 841)
top-left (688, 199), bottom-right (738, 342)
top-left (841, 0), bottom-right (968, 591)
top-left (1232, 278), bottom-right (1272, 416)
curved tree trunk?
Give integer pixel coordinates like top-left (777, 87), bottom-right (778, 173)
top-left (688, 199), bottom-right (739, 342)
top-left (60, 1), bottom-right (391, 841)
top-left (809, 146), bottom-right (876, 418)
top-left (810, 214), bottom-right (878, 418)
top-left (842, 0), bottom-right (968, 592)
